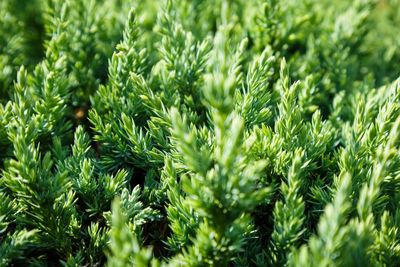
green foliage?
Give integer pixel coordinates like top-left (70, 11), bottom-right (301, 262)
top-left (0, 0), bottom-right (45, 99)
top-left (106, 198), bottom-right (153, 267)
top-left (1, 0), bottom-right (400, 266)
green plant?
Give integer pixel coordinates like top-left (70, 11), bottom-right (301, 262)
top-left (1, 0), bottom-right (400, 266)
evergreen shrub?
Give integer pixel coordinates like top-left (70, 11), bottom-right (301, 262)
top-left (1, 0), bottom-right (400, 266)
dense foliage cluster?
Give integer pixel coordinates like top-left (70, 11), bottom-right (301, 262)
top-left (1, 0), bottom-right (400, 266)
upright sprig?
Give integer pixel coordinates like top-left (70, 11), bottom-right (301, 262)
top-left (92, 9), bottom-right (148, 121)
top-left (167, 24), bottom-right (271, 266)
top-left (270, 149), bottom-right (307, 266)
top-left (155, 0), bottom-right (211, 121)
top-left (288, 172), bottom-right (352, 267)
top-left (106, 198), bottom-right (153, 267)
top-left (0, 3), bottom-right (76, 261)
